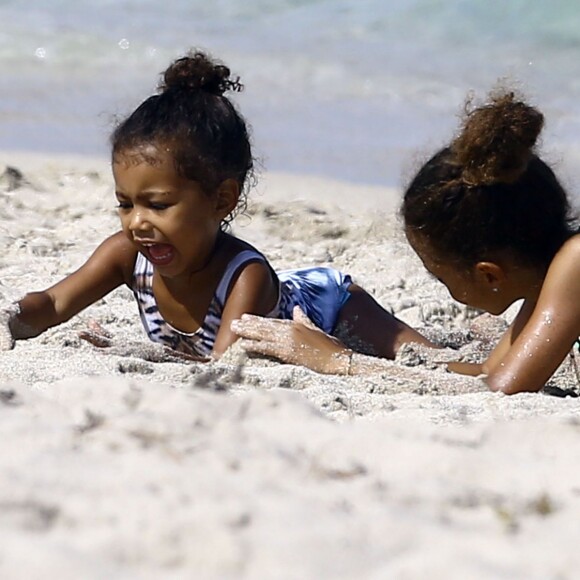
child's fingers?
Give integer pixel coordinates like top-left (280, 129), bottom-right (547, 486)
top-left (87, 319), bottom-right (113, 338)
top-left (160, 346), bottom-right (210, 363)
top-left (239, 338), bottom-right (284, 359)
top-left (79, 328), bottom-right (210, 363)
top-left (79, 319), bottom-right (114, 348)
top-left (231, 316), bottom-right (289, 339)
top-left (78, 329), bottom-right (113, 348)
top-left (104, 341), bottom-right (208, 363)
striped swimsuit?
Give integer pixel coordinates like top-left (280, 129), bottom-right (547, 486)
top-left (131, 249), bottom-right (352, 357)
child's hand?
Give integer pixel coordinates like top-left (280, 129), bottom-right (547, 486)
top-left (231, 306), bottom-right (349, 374)
top-left (78, 319), bottom-right (114, 348)
top-left (79, 321), bottom-right (209, 364)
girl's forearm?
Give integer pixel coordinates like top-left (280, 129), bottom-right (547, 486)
top-left (333, 345), bottom-right (477, 377)
top-left (333, 350), bottom-right (394, 375)
top-left (331, 349), bottom-right (487, 394)
top-left (332, 349), bottom-right (426, 377)
top-left (446, 361), bottom-right (485, 376)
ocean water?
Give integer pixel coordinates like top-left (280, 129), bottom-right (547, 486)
top-left (1, 0), bottom-right (580, 188)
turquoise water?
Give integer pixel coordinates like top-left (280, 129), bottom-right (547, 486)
top-left (1, 0), bottom-right (580, 187)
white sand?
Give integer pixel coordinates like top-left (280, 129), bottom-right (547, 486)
top-left (1, 152), bottom-right (580, 579)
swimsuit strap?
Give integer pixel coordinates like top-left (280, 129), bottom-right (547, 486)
top-left (214, 249), bottom-right (268, 307)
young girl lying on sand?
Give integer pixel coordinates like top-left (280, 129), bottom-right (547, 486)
top-left (232, 90), bottom-right (580, 395)
top-left (0, 51), bottom-right (427, 360)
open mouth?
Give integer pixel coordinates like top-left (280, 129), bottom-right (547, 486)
top-left (143, 243), bottom-right (175, 266)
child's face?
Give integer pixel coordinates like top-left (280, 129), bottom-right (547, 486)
top-left (113, 146), bottom-right (224, 278)
top-left (406, 229), bottom-right (510, 315)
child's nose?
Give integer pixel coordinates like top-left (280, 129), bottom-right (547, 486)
top-left (129, 211), bottom-right (151, 233)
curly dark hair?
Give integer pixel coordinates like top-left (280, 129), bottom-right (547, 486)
top-left (402, 89), bottom-right (575, 268)
top-left (111, 50), bottom-right (254, 226)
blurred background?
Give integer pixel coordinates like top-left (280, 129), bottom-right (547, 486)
top-left (1, 0), bottom-right (580, 191)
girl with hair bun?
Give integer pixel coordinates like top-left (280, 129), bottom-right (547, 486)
top-left (0, 51), bottom-right (425, 360)
top-left (234, 90), bottom-right (580, 395)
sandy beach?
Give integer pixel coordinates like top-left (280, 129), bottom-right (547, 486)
top-left (1, 152), bottom-right (580, 579)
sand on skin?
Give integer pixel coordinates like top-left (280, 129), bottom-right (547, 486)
top-left (1, 152), bottom-right (579, 579)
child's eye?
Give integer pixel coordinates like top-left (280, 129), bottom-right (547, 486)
top-left (150, 202), bottom-right (170, 210)
top-left (117, 201), bottom-right (132, 210)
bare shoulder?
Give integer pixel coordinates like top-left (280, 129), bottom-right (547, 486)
top-left (99, 230), bottom-right (136, 256)
top-left (88, 231), bottom-right (138, 285)
top-left (558, 233), bottom-right (580, 256)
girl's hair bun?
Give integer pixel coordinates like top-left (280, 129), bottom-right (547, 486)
top-left (452, 89), bottom-right (544, 186)
top-left (159, 50), bottom-right (242, 96)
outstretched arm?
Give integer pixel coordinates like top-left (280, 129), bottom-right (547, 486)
top-left (2, 232), bottom-right (135, 348)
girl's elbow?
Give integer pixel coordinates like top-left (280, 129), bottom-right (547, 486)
top-left (485, 376), bottom-right (511, 394)
top-left (485, 373), bottom-right (542, 395)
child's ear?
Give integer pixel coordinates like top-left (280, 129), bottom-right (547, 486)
top-left (474, 261), bottom-right (505, 288)
top-left (215, 179), bottom-right (240, 217)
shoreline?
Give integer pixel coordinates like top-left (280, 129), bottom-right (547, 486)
top-left (0, 149), bottom-right (402, 214)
